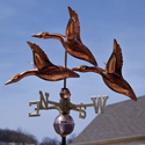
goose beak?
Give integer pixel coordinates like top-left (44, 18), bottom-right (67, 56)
top-left (32, 32), bottom-right (42, 38)
top-left (72, 66), bottom-right (81, 71)
top-left (5, 79), bottom-right (13, 85)
top-left (32, 32), bottom-right (50, 39)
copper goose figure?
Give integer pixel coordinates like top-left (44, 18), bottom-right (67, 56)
top-left (73, 39), bottom-right (137, 101)
top-left (5, 41), bottom-right (79, 85)
top-left (32, 6), bottom-right (97, 66)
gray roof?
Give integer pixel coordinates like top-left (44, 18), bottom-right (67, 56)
top-left (71, 96), bottom-right (145, 145)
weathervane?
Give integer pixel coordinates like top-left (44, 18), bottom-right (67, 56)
top-left (5, 6), bottom-right (137, 145)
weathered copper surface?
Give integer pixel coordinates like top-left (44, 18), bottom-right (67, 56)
top-left (32, 6), bottom-right (97, 66)
top-left (73, 39), bottom-right (137, 101)
top-left (5, 41), bottom-right (79, 85)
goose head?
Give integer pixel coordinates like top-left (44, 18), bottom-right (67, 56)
top-left (72, 65), bottom-right (92, 72)
top-left (5, 74), bottom-right (22, 85)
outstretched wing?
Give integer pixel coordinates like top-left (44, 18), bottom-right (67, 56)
top-left (106, 39), bottom-right (123, 75)
top-left (27, 41), bottom-right (54, 70)
top-left (66, 6), bottom-right (81, 41)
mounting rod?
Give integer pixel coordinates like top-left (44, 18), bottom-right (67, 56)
top-left (62, 136), bottom-right (66, 145)
top-left (64, 51), bottom-right (68, 88)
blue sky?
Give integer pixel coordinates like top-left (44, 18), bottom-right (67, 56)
top-left (0, 0), bottom-right (145, 141)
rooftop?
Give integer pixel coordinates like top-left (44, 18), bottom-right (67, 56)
top-left (71, 96), bottom-right (145, 145)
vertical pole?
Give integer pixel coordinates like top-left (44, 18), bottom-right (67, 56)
top-left (62, 136), bottom-right (66, 145)
top-left (62, 51), bottom-right (67, 144)
top-left (64, 51), bottom-right (67, 89)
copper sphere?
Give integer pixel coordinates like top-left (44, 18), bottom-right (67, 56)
top-left (54, 114), bottom-right (74, 137)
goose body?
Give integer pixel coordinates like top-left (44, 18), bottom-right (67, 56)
top-left (73, 39), bottom-right (137, 101)
top-left (5, 41), bottom-right (79, 85)
top-left (33, 6), bottom-right (97, 66)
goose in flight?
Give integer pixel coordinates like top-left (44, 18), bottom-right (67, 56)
top-left (5, 41), bottom-right (79, 85)
top-left (33, 6), bottom-right (97, 66)
top-left (73, 39), bottom-right (137, 101)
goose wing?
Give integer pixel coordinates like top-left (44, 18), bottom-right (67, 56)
top-left (106, 39), bottom-right (123, 75)
top-left (27, 41), bottom-right (54, 70)
top-left (66, 6), bottom-right (81, 41)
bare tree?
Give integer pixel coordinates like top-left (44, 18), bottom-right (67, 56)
top-left (0, 129), bottom-right (38, 144)
top-left (40, 137), bottom-right (59, 145)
